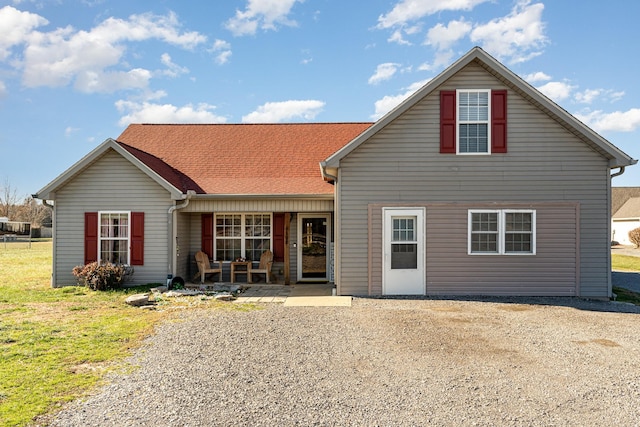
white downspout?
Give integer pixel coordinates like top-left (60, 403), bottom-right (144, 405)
top-left (167, 190), bottom-right (195, 284)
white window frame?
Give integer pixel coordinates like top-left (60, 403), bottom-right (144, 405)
top-left (468, 209), bottom-right (536, 255)
top-left (214, 213), bottom-right (272, 262)
top-left (457, 89), bottom-right (491, 155)
top-left (98, 211), bottom-right (131, 264)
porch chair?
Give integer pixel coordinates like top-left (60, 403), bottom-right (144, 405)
top-left (194, 251), bottom-right (223, 284)
top-left (250, 250), bottom-right (274, 284)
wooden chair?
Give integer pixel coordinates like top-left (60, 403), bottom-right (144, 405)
top-left (250, 250), bottom-right (273, 284)
top-left (194, 251), bottom-right (222, 284)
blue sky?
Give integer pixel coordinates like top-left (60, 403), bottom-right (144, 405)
top-left (1, 0), bottom-right (639, 199)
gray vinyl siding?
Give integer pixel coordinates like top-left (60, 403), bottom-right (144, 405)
top-left (368, 203), bottom-right (577, 296)
top-left (337, 61), bottom-right (610, 297)
top-left (53, 150), bottom-right (172, 286)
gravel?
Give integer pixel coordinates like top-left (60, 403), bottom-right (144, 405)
top-left (46, 297), bottom-right (640, 426)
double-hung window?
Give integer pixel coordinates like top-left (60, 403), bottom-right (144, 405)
top-left (215, 213), bottom-right (272, 261)
top-left (468, 209), bottom-right (535, 255)
top-left (458, 89), bottom-right (490, 154)
top-left (99, 211), bottom-right (130, 264)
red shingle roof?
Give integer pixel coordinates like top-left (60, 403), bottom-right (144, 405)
top-left (117, 123), bottom-right (372, 195)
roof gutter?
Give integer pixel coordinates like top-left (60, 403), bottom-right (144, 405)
top-left (167, 190), bottom-right (195, 285)
top-left (320, 161), bottom-right (338, 184)
top-left (611, 166), bottom-right (626, 178)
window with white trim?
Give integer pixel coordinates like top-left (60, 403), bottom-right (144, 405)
top-left (458, 89), bottom-right (490, 154)
top-left (215, 213), bottom-right (272, 261)
top-left (468, 209), bottom-right (535, 255)
top-left (99, 211), bottom-right (130, 264)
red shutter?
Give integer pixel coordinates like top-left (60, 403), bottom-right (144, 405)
top-left (440, 90), bottom-right (456, 153)
top-left (201, 214), bottom-right (214, 260)
top-left (84, 212), bottom-right (98, 264)
top-left (130, 212), bottom-right (144, 266)
top-left (273, 213), bottom-right (285, 262)
top-left (491, 90), bottom-right (507, 153)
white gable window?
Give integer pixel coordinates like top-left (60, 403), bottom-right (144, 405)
top-left (215, 213), bottom-right (272, 261)
top-left (458, 89), bottom-right (490, 154)
top-left (99, 211), bottom-right (130, 264)
top-left (468, 209), bottom-right (536, 255)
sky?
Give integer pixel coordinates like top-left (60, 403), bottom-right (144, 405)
top-left (1, 0), bottom-right (639, 200)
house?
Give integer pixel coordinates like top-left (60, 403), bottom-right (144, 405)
top-left (611, 187), bottom-right (640, 245)
top-left (35, 47), bottom-right (636, 299)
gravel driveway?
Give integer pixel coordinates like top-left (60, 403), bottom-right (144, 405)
top-left (48, 297), bottom-right (640, 426)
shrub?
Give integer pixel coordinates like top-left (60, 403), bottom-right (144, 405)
top-left (72, 262), bottom-right (132, 291)
top-left (629, 227), bottom-right (640, 248)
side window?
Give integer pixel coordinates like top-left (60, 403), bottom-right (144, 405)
top-left (458, 89), bottom-right (490, 154)
top-left (440, 89), bottom-right (507, 154)
top-left (468, 209), bottom-right (535, 255)
top-left (99, 211), bottom-right (130, 264)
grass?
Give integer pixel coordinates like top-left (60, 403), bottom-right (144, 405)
top-left (0, 242), bottom-right (254, 426)
top-left (611, 253), bottom-right (640, 272)
top-left (611, 253), bottom-right (640, 305)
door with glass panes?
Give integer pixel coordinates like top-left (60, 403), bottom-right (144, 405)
top-left (383, 208), bottom-right (425, 295)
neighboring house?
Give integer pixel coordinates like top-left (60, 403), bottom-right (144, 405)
top-left (35, 47), bottom-right (636, 299)
top-left (612, 196), bottom-right (640, 246)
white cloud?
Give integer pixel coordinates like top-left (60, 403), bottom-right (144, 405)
top-left (418, 50), bottom-right (455, 72)
top-left (211, 39), bottom-right (232, 65)
top-left (574, 88), bottom-right (601, 104)
top-left (388, 29), bottom-right (411, 45)
top-left (242, 100), bottom-right (325, 123)
top-left (377, 0), bottom-right (488, 29)
top-left (64, 126), bottom-right (79, 137)
top-left (0, 6), bottom-right (47, 61)
top-left (371, 79), bottom-right (430, 120)
top-left (425, 19), bottom-right (472, 50)
top-left (225, 0), bottom-right (302, 36)
top-left (470, 1), bottom-right (547, 63)
top-left (368, 63), bottom-right (400, 85)
top-left (0, 80), bottom-right (6, 97)
top-left (19, 11), bottom-right (206, 92)
top-left (159, 53), bottom-right (189, 77)
top-left (523, 71), bottom-right (551, 83)
top-left (536, 81), bottom-right (575, 102)
top-left (116, 100), bottom-right (227, 126)
top-left (575, 109), bottom-right (640, 133)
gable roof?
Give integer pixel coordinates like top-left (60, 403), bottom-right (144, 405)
top-left (35, 123), bottom-right (372, 200)
top-left (322, 46), bottom-right (636, 176)
top-left (117, 123), bottom-right (372, 196)
top-left (612, 187), bottom-right (640, 216)
top-left (613, 197), bottom-right (640, 219)
top-left (35, 138), bottom-right (186, 200)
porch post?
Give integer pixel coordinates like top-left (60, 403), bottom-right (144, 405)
top-left (284, 212), bottom-right (291, 285)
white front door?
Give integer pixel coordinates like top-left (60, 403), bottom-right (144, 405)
top-left (383, 208), bottom-right (425, 295)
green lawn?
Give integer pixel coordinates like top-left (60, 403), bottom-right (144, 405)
top-left (1, 244), bottom-right (638, 425)
top-left (0, 242), bottom-right (250, 426)
top-left (611, 253), bottom-right (640, 272)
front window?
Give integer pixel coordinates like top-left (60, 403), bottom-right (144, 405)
top-left (215, 213), bottom-right (271, 261)
top-left (99, 211), bottom-right (129, 264)
top-left (468, 209), bottom-right (535, 255)
top-left (458, 89), bottom-right (490, 154)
